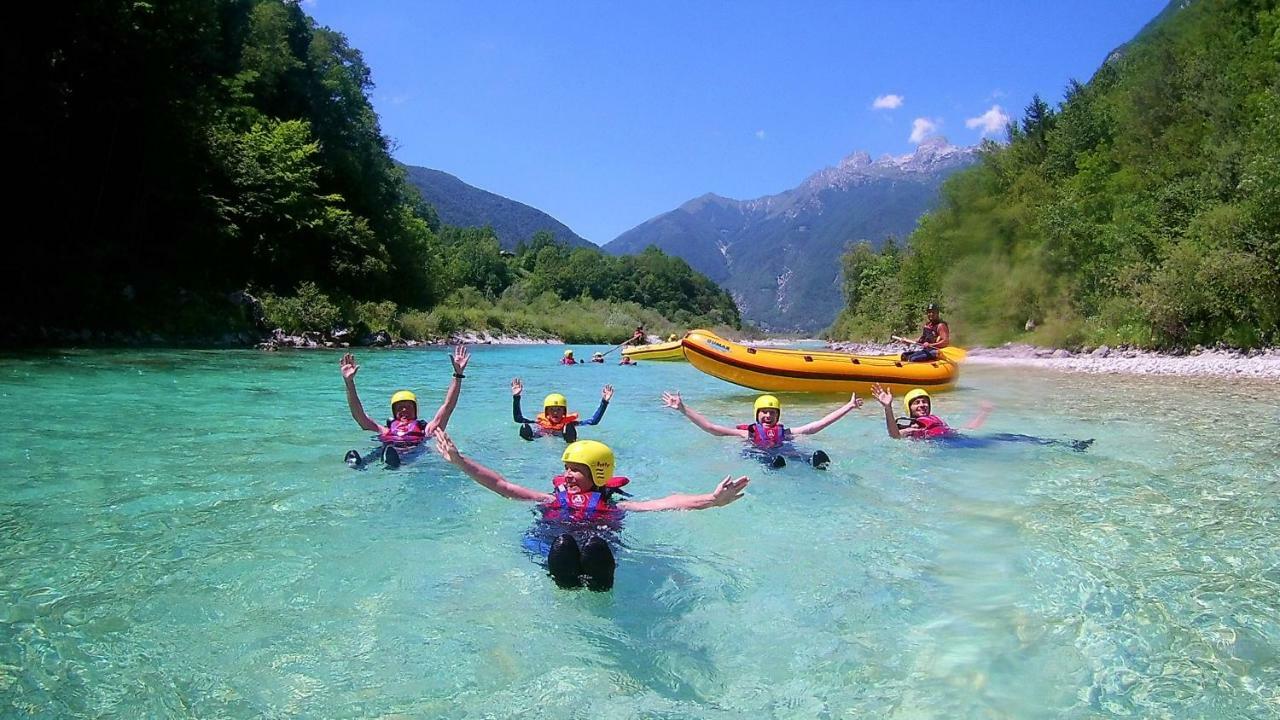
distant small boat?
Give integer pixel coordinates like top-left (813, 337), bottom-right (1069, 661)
top-left (620, 338), bottom-right (686, 362)
top-left (681, 329), bottom-right (959, 394)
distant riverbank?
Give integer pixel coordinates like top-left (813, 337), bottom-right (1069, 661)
top-left (827, 340), bottom-right (1280, 379)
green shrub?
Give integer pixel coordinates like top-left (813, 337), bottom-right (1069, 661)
top-left (261, 282), bottom-right (342, 334)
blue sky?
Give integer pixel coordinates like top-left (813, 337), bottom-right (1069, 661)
top-left (304, 1), bottom-right (1169, 244)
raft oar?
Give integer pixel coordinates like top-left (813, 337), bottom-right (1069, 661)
top-left (599, 336), bottom-right (638, 358)
top-left (892, 335), bottom-right (968, 363)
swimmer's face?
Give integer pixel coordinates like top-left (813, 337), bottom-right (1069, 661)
top-left (756, 408), bottom-right (780, 426)
top-left (562, 462), bottom-right (595, 491)
top-left (392, 401), bottom-right (417, 421)
top-left (909, 397), bottom-right (931, 417)
top-left (546, 406), bottom-right (567, 421)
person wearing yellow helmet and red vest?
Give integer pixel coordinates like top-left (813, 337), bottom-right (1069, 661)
top-left (510, 378), bottom-right (612, 443)
top-left (660, 390), bottom-right (863, 469)
top-left (339, 345), bottom-right (470, 468)
top-left (870, 383), bottom-right (1093, 450)
top-left (560, 349), bottom-right (581, 365)
top-left (433, 430), bottom-right (749, 591)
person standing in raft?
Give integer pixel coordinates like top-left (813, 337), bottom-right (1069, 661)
top-left (511, 377), bottom-right (612, 443)
top-left (871, 384), bottom-right (1093, 451)
top-left (560, 349), bottom-right (581, 365)
top-left (660, 391), bottom-right (863, 469)
top-left (629, 325), bottom-right (647, 345)
top-left (340, 345), bottom-right (470, 468)
top-left (433, 430), bottom-right (749, 591)
top-left (894, 302), bottom-right (950, 362)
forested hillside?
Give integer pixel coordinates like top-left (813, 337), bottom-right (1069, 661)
top-left (7, 0), bottom-right (736, 343)
top-left (831, 0), bottom-right (1279, 349)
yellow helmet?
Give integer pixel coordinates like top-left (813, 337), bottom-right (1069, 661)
top-left (562, 440), bottom-right (614, 486)
top-left (563, 349), bottom-right (574, 357)
top-left (390, 390), bottom-right (417, 410)
top-left (903, 388), bottom-right (931, 416)
top-left (668, 333), bottom-right (678, 341)
top-left (754, 395), bottom-right (782, 415)
top-left (543, 393), bottom-right (568, 409)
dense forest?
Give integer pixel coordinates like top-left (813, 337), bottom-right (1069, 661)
top-left (7, 0), bottom-right (738, 344)
top-left (830, 0), bottom-right (1278, 349)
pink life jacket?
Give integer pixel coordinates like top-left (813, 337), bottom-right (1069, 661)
top-left (380, 418), bottom-right (427, 445)
top-left (737, 422), bottom-right (789, 449)
top-left (911, 414), bottom-right (951, 438)
top-left (542, 476), bottom-right (630, 524)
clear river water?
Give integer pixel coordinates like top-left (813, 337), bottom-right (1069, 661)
top-left (2, 346), bottom-right (1277, 718)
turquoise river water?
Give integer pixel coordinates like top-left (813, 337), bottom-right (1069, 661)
top-left (1, 346), bottom-right (1278, 718)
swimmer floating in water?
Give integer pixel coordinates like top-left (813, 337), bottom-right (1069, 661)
top-left (512, 378), bottom-right (612, 443)
top-left (340, 345), bottom-right (470, 468)
top-left (871, 384), bottom-right (1092, 451)
top-left (434, 430), bottom-right (749, 591)
top-left (661, 390), bottom-right (863, 469)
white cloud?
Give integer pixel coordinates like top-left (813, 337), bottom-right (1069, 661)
top-left (872, 94), bottom-right (904, 110)
top-left (755, 129), bottom-right (767, 140)
top-left (965, 105), bottom-right (1010, 136)
top-left (909, 117), bottom-right (940, 144)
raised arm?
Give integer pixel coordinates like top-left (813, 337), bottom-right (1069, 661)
top-left (963, 400), bottom-right (993, 430)
top-left (579, 385), bottom-right (612, 426)
top-left (434, 430), bottom-right (551, 502)
top-left (791, 392), bottom-right (864, 436)
top-left (510, 377), bottom-right (535, 423)
top-left (340, 353), bottom-right (383, 433)
top-left (617, 475), bottom-right (749, 512)
top-left (871, 384), bottom-right (902, 439)
top-left (426, 345), bottom-right (470, 433)
top-left (661, 391), bottom-right (748, 437)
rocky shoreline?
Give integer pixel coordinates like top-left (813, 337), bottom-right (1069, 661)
top-left (826, 341), bottom-right (1280, 379)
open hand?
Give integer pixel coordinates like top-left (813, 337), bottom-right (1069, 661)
top-left (450, 345), bottom-right (470, 375)
top-left (433, 429), bottom-right (459, 464)
top-left (870, 383), bottom-right (894, 408)
top-left (602, 384), bottom-right (614, 402)
top-left (340, 353), bottom-right (359, 381)
top-left (709, 475), bottom-right (750, 507)
top-left (661, 390), bottom-right (683, 411)
top-left (511, 377), bottom-right (523, 396)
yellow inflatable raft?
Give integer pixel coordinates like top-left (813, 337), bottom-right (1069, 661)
top-left (621, 338), bottom-right (685, 362)
top-left (681, 329), bottom-right (959, 394)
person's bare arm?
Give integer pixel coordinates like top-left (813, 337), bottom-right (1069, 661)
top-left (340, 353), bottom-right (383, 433)
top-left (963, 401), bottom-right (994, 430)
top-left (871, 383), bottom-right (902, 439)
top-left (617, 476), bottom-right (749, 512)
top-left (791, 392), bottom-right (864, 435)
top-left (929, 322), bottom-right (951, 350)
top-left (661, 391), bottom-right (748, 437)
top-left (434, 430), bottom-right (551, 502)
top-left (426, 345), bottom-right (470, 433)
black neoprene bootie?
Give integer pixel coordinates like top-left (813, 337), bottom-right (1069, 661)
top-left (547, 534), bottom-right (583, 588)
top-left (383, 446), bottom-right (401, 469)
top-left (811, 450), bottom-right (831, 469)
top-left (769, 455), bottom-right (787, 469)
top-left (581, 536), bottom-right (616, 592)
top-left (344, 450), bottom-right (363, 468)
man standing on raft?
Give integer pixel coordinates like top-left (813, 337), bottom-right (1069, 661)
top-left (660, 391), bottom-right (863, 468)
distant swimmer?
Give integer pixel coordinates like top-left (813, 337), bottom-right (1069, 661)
top-left (893, 302), bottom-right (950, 362)
top-left (560, 349), bottom-right (581, 365)
top-left (512, 377), bottom-right (612, 443)
top-left (340, 345), bottom-right (469, 468)
top-left (591, 352), bottom-right (605, 363)
top-left (871, 384), bottom-right (1092, 451)
top-left (434, 431), bottom-right (749, 591)
top-left (661, 390), bottom-right (863, 469)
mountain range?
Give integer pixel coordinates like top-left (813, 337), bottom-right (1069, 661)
top-left (402, 165), bottom-right (594, 250)
top-left (601, 137), bottom-right (978, 331)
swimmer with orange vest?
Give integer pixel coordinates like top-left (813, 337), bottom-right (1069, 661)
top-left (871, 384), bottom-right (1092, 451)
top-left (433, 430), bottom-right (749, 591)
top-left (340, 345), bottom-right (470, 468)
top-left (661, 390), bottom-right (863, 469)
top-left (511, 377), bottom-right (612, 443)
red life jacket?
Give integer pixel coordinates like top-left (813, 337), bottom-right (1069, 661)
top-left (380, 418), bottom-right (427, 444)
top-left (737, 422), bottom-right (789, 449)
top-left (911, 414), bottom-right (951, 438)
top-left (536, 412), bottom-right (580, 432)
top-left (542, 477), bottom-right (629, 524)
top-left (560, 357), bottom-right (577, 365)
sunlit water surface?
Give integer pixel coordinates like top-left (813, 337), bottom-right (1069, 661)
top-left (1, 347), bottom-right (1277, 718)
